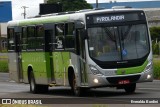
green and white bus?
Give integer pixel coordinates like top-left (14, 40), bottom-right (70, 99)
top-left (7, 8), bottom-right (153, 96)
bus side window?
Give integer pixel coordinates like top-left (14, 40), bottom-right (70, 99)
top-left (8, 28), bottom-right (15, 52)
top-left (65, 23), bottom-right (75, 50)
top-left (22, 27), bottom-right (27, 51)
top-left (36, 25), bottom-right (45, 51)
top-left (27, 26), bottom-right (36, 51)
top-left (55, 24), bottom-right (65, 50)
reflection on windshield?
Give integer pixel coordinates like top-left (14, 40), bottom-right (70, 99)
top-left (88, 24), bottom-right (149, 62)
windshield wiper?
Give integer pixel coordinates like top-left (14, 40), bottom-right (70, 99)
top-left (104, 27), bottom-right (116, 42)
top-left (121, 25), bottom-right (132, 40)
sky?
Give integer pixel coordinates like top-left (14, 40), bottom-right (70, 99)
top-left (0, 0), bottom-right (156, 20)
top-left (86, 0), bottom-right (157, 3)
top-left (0, 0), bottom-right (44, 20)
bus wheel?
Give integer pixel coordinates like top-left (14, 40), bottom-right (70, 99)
top-left (72, 74), bottom-right (82, 96)
top-left (29, 71), bottom-right (38, 93)
top-left (124, 83), bottom-right (136, 94)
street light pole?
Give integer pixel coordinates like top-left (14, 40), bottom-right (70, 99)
top-left (21, 6), bottom-right (29, 19)
top-left (96, 0), bottom-right (98, 8)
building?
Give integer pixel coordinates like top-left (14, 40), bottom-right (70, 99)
top-left (0, 1), bottom-right (12, 52)
top-left (91, 0), bottom-right (160, 27)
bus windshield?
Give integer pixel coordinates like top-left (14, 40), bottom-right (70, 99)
top-left (88, 24), bottom-right (150, 62)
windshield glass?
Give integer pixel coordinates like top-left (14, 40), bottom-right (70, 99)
top-left (88, 24), bottom-right (150, 62)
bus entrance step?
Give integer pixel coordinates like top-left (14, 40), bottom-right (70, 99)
top-left (49, 82), bottom-right (59, 87)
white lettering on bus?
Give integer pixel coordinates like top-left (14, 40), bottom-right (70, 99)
top-left (96, 15), bottom-right (125, 22)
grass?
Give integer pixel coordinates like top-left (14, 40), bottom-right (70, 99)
top-left (0, 60), bottom-right (8, 73)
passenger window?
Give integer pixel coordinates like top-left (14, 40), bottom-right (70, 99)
top-left (27, 26), bottom-right (36, 50)
top-left (8, 28), bottom-right (15, 51)
top-left (35, 26), bottom-right (45, 51)
top-left (55, 24), bottom-right (65, 50)
top-left (22, 27), bottom-right (27, 51)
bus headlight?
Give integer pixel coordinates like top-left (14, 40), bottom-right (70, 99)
top-left (144, 61), bottom-right (152, 72)
top-left (89, 65), bottom-right (103, 76)
top-left (147, 74), bottom-right (151, 79)
top-left (93, 78), bottom-right (99, 83)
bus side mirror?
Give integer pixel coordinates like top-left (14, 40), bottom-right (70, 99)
top-left (75, 20), bottom-right (85, 29)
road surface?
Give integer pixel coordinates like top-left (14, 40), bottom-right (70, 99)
top-left (0, 73), bottom-right (160, 107)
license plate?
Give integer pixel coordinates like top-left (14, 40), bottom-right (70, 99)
top-left (118, 80), bottom-right (130, 84)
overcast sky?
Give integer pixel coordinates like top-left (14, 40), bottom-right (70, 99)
top-left (86, 0), bottom-right (156, 3)
top-left (0, 0), bottom-right (44, 20)
top-left (0, 0), bottom-right (156, 20)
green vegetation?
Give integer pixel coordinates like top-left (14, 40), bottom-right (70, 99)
top-left (47, 0), bottom-right (93, 11)
top-left (0, 60), bottom-right (8, 73)
top-left (152, 42), bottom-right (159, 55)
top-left (1, 49), bottom-right (7, 53)
top-left (149, 27), bottom-right (160, 79)
top-left (153, 59), bottom-right (160, 79)
top-left (150, 26), bottom-right (160, 55)
top-left (150, 26), bottom-right (160, 41)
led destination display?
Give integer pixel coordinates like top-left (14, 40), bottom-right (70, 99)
top-left (86, 12), bottom-right (146, 24)
top-left (93, 14), bottom-right (139, 23)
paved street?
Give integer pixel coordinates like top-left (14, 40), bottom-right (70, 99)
top-left (0, 73), bottom-right (160, 107)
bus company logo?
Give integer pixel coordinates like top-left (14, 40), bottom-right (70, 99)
top-left (2, 99), bottom-right (11, 104)
top-left (121, 70), bottom-right (126, 75)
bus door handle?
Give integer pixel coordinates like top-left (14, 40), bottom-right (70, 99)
top-left (79, 57), bottom-right (85, 63)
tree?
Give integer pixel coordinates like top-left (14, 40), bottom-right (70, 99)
top-left (150, 26), bottom-right (160, 55)
top-left (150, 26), bottom-right (160, 41)
top-left (47, 0), bottom-right (93, 11)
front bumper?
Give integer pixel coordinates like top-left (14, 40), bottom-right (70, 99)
top-left (87, 68), bottom-right (153, 88)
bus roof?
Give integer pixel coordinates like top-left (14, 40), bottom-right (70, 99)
top-left (7, 8), bottom-right (144, 27)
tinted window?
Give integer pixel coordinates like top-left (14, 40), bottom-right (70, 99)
top-left (8, 28), bottom-right (15, 51)
top-left (27, 26), bottom-right (36, 50)
top-left (65, 23), bottom-right (75, 49)
top-left (55, 24), bottom-right (65, 50)
top-left (35, 26), bottom-right (45, 51)
top-left (22, 27), bottom-right (27, 51)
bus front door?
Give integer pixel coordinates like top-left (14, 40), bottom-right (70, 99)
top-left (76, 29), bottom-right (88, 85)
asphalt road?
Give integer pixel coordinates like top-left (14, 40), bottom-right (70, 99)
top-left (0, 73), bottom-right (160, 107)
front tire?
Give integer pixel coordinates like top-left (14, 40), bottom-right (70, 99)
top-left (124, 83), bottom-right (136, 94)
top-left (71, 74), bottom-right (83, 96)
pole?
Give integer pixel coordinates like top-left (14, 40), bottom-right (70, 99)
top-left (96, 0), bottom-right (98, 8)
top-left (44, 0), bottom-right (48, 3)
top-left (21, 6), bottom-right (29, 19)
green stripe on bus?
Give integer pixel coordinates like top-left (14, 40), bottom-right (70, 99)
top-left (19, 16), bottom-right (69, 26)
top-left (116, 60), bottom-right (148, 75)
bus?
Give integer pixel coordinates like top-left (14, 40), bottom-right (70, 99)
top-left (7, 8), bottom-right (153, 96)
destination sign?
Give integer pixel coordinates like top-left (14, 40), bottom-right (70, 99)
top-left (95, 15), bottom-right (125, 23)
top-left (88, 13), bottom-right (143, 24)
